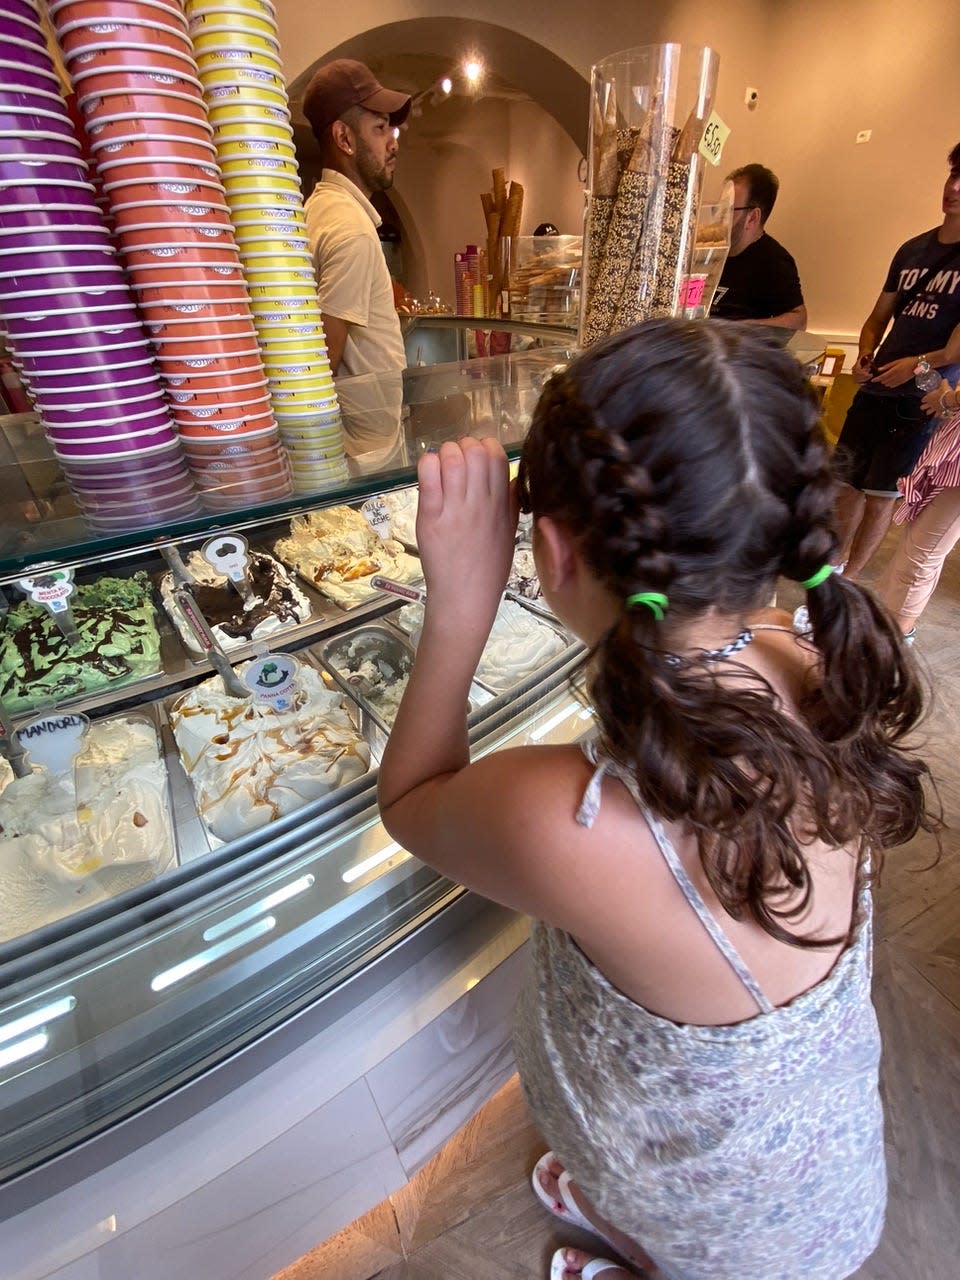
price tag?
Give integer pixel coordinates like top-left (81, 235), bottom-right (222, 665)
top-left (17, 567), bottom-right (75, 614)
top-left (698, 112), bottom-right (730, 167)
top-left (679, 274), bottom-right (708, 309)
top-left (243, 653), bottom-right (300, 713)
top-left (361, 496), bottom-right (391, 541)
top-left (17, 711), bottom-right (89, 776)
top-left (202, 534), bottom-right (251, 583)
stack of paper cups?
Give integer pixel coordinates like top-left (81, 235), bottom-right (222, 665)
top-left (0, 0), bottom-right (198, 532)
top-left (184, 0), bottom-right (347, 492)
top-left (50, 0), bottom-right (292, 512)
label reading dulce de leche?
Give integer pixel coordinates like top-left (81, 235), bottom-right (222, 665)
top-left (17, 711), bottom-right (89, 777)
top-left (361, 496), bottom-right (392, 541)
top-left (243, 653), bottom-right (300, 713)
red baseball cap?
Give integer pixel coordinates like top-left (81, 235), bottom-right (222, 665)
top-left (303, 58), bottom-right (411, 134)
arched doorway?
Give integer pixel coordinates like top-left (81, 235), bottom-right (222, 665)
top-left (290, 19), bottom-right (589, 302)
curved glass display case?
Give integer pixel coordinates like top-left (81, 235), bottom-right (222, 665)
top-left (0, 347), bottom-right (600, 1280)
top-left (0, 333), bottom-right (826, 1280)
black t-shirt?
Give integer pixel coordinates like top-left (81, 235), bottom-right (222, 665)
top-left (868, 228), bottom-right (960, 396)
top-left (710, 233), bottom-right (804, 321)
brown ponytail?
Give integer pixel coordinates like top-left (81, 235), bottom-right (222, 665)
top-left (518, 319), bottom-right (937, 945)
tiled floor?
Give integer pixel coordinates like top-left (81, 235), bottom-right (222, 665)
top-left (277, 532), bottom-right (960, 1280)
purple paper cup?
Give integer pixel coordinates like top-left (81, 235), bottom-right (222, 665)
top-left (62, 444), bottom-right (186, 475)
top-left (0, 10), bottom-right (45, 39)
top-left (0, 59), bottom-right (62, 93)
top-left (52, 429), bottom-right (178, 459)
top-left (0, 244), bottom-right (117, 272)
top-left (15, 340), bottom-right (155, 373)
top-left (1, 1), bottom-right (50, 26)
top-left (26, 369), bottom-right (162, 397)
top-left (0, 136), bottom-right (83, 164)
top-left (73, 469), bottom-right (194, 501)
top-left (3, 309), bottom-right (142, 338)
top-left (0, 102), bottom-right (76, 133)
top-left (0, 157), bottom-right (90, 185)
top-left (86, 500), bottom-right (204, 531)
top-left (43, 403), bottom-right (173, 430)
top-left (33, 385), bottom-right (169, 414)
top-left (0, 86), bottom-right (71, 114)
top-left (0, 33), bottom-right (63, 72)
top-left (0, 268), bottom-right (128, 296)
top-left (72, 473), bottom-right (191, 501)
top-left (0, 181), bottom-right (97, 210)
top-left (0, 206), bottom-right (108, 234)
top-left (77, 480), bottom-right (198, 511)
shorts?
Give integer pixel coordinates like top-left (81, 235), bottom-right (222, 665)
top-left (834, 390), bottom-right (935, 497)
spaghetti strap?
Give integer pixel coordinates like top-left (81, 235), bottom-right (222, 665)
top-left (577, 740), bottom-right (775, 1014)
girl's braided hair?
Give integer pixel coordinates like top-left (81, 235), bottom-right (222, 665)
top-left (517, 319), bottom-right (935, 946)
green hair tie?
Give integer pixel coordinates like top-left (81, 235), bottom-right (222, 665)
top-left (800, 564), bottom-right (835, 590)
top-left (625, 591), bottom-right (669, 620)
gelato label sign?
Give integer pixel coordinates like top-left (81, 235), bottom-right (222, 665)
top-left (202, 534), bottom-right (251, 583)
top-left (17, 567), bottom-right (75, 614)
top-left (17, 711), bottom-right (89, 776)
top-left (361, 496), bottom-right (392, 541)
top-left (243, 653), bottom-right (300, 712)
top-left (698, 111), bottom-right (730, 167)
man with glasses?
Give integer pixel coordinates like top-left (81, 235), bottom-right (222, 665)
top-left (711, 163), bottom-right (807, 330)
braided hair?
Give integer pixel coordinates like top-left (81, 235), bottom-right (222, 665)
top-left (518, 319), bottom-right (935, 946)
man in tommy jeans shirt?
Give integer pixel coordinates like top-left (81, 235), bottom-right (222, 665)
top-left (302, 59), bottom-right (411, 377)
top-left (832, 142), bottom-right (960, 578)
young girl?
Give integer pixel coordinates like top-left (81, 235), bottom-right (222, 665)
top-left (378, 319), bottom-right (934, 1280)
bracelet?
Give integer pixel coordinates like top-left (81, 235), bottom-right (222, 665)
top-left (915, 354), bottom-right (932, 375)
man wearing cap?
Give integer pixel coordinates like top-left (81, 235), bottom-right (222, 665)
top-left (302, 59), bottom-right (411, 377)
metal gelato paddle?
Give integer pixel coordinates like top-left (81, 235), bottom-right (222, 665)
top-left (161, 547), bottom-right (249, 700)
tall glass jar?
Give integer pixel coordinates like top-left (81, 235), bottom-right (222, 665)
top-left (579, 44), bottom-right (720, 347)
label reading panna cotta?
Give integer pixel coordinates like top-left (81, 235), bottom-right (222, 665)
top-left (243, 653), bottom-right (301, 713)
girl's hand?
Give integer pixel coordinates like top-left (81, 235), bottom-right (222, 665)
top-left (416, 438), bottom-right (518, 622)
top-left (921, 377), bottom-right (952, 417)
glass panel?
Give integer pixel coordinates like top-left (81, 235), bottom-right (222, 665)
top-left (0, 672), bottom-right (592, 1183)
top-left (0, 345), bottom-right (573, 580)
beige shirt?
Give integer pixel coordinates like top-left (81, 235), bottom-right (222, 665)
top-left (304, 170), bottom-right (407, 378)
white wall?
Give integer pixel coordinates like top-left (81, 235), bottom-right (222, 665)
top-left (276, 0), bottom-right (960, 335)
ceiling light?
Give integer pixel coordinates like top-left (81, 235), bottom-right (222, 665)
top-left (440, 76), bottom-right (453, 94)
top-left (464, 59), bottom-right (483, 85)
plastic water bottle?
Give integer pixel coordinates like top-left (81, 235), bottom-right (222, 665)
top-left (915, 360), bottom-right (942, 393)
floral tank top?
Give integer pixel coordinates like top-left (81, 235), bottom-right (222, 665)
top-left (513, 742), bottom-right (886, 1280)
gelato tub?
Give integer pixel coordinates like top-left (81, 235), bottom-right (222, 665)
top-left (0, 570), bottom-right (162, 714)
top-left (169, 661), bottom-right (371, 844)
top-left (0, 711), bottom-right (177, 943)
top-left (273, 504), bottom-right (420, 610)
top-left (159, 548), bottom-right (311, 655)
top-left (396, 597), bottom-right (569, 695)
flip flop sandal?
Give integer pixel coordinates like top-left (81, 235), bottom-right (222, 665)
top-left (550, 1249), bottom-right (624, 1280)
top-left (532, 1151), bottom-right (622, 1256)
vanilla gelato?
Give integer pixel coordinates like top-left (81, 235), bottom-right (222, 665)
top-left (273, 505), bottom-right (420, 609)
top-left (170, 663), bottom-right (370, 843)
top-left (323, 629), bottom-right (414, 728)
top-left (160, 550), bottom-right (311, 654)
top-left (396, 598), bottom-right (567, 693)
top-left (0, 716), bottom-right (175, 942)
top-left (384, 486), bottom-right (419, 548)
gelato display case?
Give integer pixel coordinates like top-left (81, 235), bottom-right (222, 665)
top-left (0, 347), bottom-right (596, 1280)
